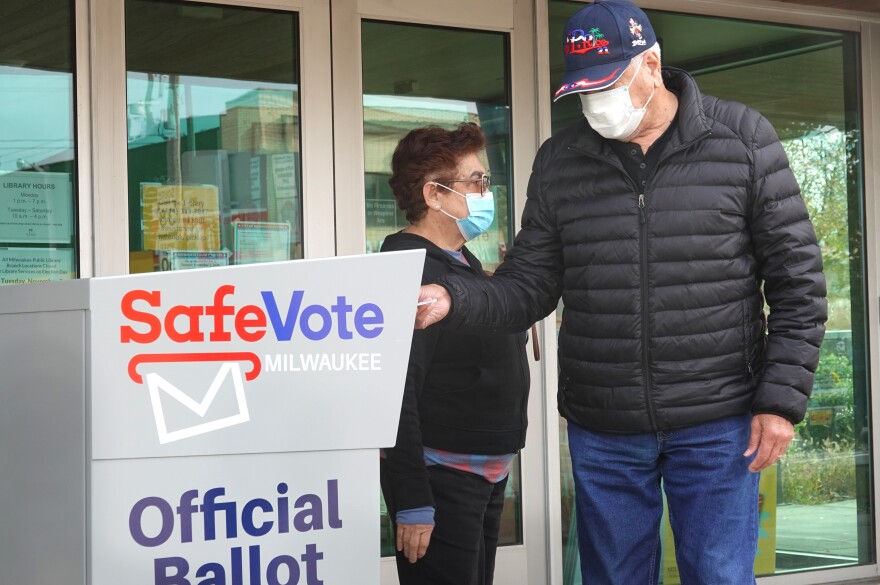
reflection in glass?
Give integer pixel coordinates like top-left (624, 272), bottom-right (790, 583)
top-left (549, 2), bottom-right (870, 582)
top-left (360, 20), bottom-right (522, 555)
top-left (125, 0), bottom-right (302, 273)
top-left (361, 20), bottom-right (513, 273)
top-left (0, 0), bottom-right (77, 284)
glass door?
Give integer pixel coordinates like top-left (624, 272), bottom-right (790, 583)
top-left (0, 0), bottom-right (78, 285)
top-left (331, 1), bottom-right (548, 583)
top-left (89, 0), bottom-right (334, 276)
top-left (361, 14), bottom-right (522, 563)
top-left (124, 0), bottom-right (304, 273)
top-left (359, 20), bottom-right (514, 270)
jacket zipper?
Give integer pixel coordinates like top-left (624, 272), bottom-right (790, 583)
top-left (568, 144), bottom-right (660, 429)
top-left (637, 190), bottom-right (657, 431)
top-left (571, 129), bottom-right (711, 432)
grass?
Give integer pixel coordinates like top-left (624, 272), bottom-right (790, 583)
top-left (779, 442), bottom-right (858, 505)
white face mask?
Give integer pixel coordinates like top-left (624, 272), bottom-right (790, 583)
top-left (578, 56), bottom-right (655, 140)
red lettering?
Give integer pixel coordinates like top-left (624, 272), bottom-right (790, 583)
top-left (119, 285), bottom-right (273, 345)
top-left (235, 305), bottom-right (267, 342)
top-left (164, 304), bottom-right (205, 343)
top-left (120, 289), bottom-right (162, 343)
top-left (205, 285), bottom-right (236, 342)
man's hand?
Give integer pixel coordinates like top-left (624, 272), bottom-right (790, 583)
top-left (743, 413), bottom-right (795, 472)
top-left (396, 522), bottom-right (434, 563)
top-left (415, 285), bottom-right (451, 329)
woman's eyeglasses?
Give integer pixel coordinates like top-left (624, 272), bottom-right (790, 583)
top-left (438, 174), bottom-right (491, 193)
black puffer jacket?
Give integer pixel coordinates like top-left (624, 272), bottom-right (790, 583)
top-left (439, 68), bottom-right (827, 433)
top-left (381, 232), bottom-right (530, 511)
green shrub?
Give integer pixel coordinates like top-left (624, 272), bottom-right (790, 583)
top-left (782, 350), bottom-right (858, 504)
top-left (813, 352), bottom-right (854, 396)
top-left (796, 352), bottom-right (855, 451)
top-left (779, 444), bottom-right (857, 505)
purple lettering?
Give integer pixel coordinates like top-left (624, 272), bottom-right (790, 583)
top-left (130, 496), bottom-right (174, 547)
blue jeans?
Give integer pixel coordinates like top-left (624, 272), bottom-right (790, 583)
top-left (568, 413), bottom-right (760, 585)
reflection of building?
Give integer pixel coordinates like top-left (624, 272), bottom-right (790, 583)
top-left (363, 107), bottom-right (480, 173)
top-left (123, 87), bottom-right (303, 270)
top-left (221, 90), bottom-right (300, 153)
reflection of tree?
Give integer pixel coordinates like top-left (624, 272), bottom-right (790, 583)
top-left (782, 125), bottom-right (857, 330)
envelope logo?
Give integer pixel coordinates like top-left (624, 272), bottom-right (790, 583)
top-left (128, 352), bottom-right (261, 444)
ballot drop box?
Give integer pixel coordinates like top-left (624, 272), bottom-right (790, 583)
top-left (0, 250), bottom-right (424, 585)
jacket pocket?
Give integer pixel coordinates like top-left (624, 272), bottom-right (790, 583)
top-left (719, 208), bottom-right (747, 231)
top-left (740, 297), bottom-right (753, 377)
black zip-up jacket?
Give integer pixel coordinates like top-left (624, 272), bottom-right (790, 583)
top-left (438, 68), bottom-right (827, 433)
top-left (381, 232), bottom-right (530, 511)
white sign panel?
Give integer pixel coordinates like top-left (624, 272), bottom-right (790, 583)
top-left (0, 247), bottom-right (75, 285)
top-left (89, 251), bottom-right (424, 460)
top-left (0, 171), bottom-right (73, 243)
top-left (91, 450), bottom-right (378, 585)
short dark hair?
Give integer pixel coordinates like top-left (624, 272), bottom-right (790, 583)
top-left (389, 122), bottom-right (486, 223)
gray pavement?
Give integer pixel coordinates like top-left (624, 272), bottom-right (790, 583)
top-left (774, 498), bottom-right (874, 575)
top-left (777, 499), bottom-right (859, 558)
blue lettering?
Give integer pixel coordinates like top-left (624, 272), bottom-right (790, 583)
top-left (299, 305), bottom-right (332, 341)
top-left (243, 498), bottom-right (274, 537)
top-left (267, 554), bottom-right (300, 585)
top-left (261, 290), bottom-right (304, 341)
top-left (301, 544), bottom-right (325, 585)
top-left (277, 483), bottom-right (290, 534)
top-left (354, 304), bottom-right (384, 338)
top-left (263, 290), bottom-right (383, 341)
top-left (330, 296), bottom-right (354, 340)
top-left (130, 480), bottom-right (344, 568)
top-left (177, 489), bottom-right (199, 543)
top-left (155, 556), bottom-right (189, 585)
top-left (155, 545), bottom-right (323, 585)
top-left (249, 545), bottom-right (261, 585)
top-left (327, 480), bottom-right (342, 529)
top-left (293, 493), bottom-right (322, 532)
top-left (130, 496), bottom-right (174, 547)
top-left (201, 487), bottom-right (237, 541)
top-left (195, 562), bottom-right (225, 585)
top-left (231, 546), bottom-right (243, 585)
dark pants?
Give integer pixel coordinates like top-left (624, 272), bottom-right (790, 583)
top-left (381, 464), bottom-right (508, 585)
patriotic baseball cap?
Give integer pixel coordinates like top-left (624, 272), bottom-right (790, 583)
top-left (553, 0), bottom-right (657, 101)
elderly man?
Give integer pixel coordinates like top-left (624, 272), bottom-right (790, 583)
top-left (416, 0), bottom-right (827, 583)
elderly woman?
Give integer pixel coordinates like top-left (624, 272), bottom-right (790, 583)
top-left (379, 122), bottom-right (530, 585)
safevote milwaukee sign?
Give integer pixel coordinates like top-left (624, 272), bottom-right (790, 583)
top-left (87, 252), bottom-right (422, 585)
top-left (1, 252), bottom-right (423, 585)
top-left (89, 250), bottom-right (424, 460)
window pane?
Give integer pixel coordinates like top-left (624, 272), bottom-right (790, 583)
top-left (361, 20), bottom-right (514, 272)
top-left (0, 0), bottom-right (77, 284)
top-left (549, 2), bottom-right (871, 582)
top-left (126, 0), bottom-right (302, 273)
top-left (361, 20), bottom-right (521, 555)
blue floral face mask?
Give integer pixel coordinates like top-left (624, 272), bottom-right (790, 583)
top-left (433, 185), bottom-right (495, 241)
